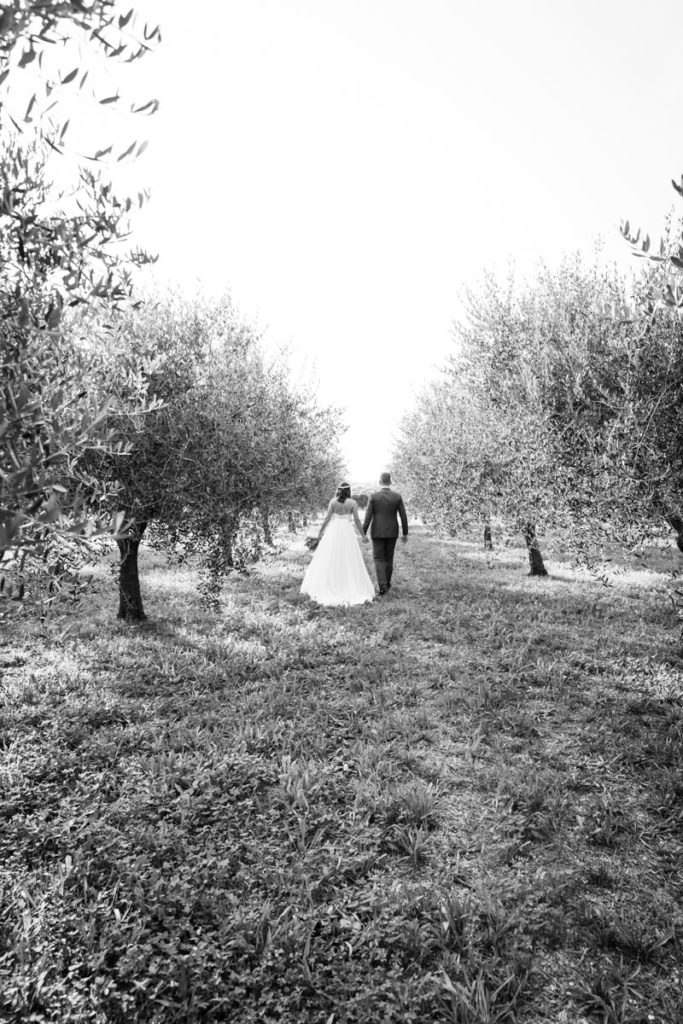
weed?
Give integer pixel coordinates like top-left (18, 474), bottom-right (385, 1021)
top-left (571, 961), bottom-right (647, 1024)
top-left (383, 824), bottom-right (430, 866)
top-left (498, 771), bottom-right (571, 842)
top-left (477, 894), bottom-right (522, 957)
top-left (463, 724), bottom-right (489, 762)
top-left (582, 905), bottom-right (676, 963)
top-left (440, 959), bottom-right (529, 1024)
top-left (584, 794), bottom-right (633, 847)
top-left (585, 862), bottom-right (617, 889)
top-left (274, 754), bottom-right (321, 812)
top-left (438, 894), bottom-right (476, 954)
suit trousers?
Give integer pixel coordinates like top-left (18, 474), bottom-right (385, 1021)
top-left (371, 537), bottom-right (397, 591)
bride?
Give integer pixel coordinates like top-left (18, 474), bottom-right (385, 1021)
top-left (301, 482), bottom-right (375, 606)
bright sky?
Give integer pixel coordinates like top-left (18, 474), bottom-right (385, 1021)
top-left (112, 0), bottom-right (683, 481)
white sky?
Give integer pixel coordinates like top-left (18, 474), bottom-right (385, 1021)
top-left (90, 1), bottom-right (683, 482)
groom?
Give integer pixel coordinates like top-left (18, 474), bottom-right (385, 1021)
top-left (362, 472), bottom-right (408, 595)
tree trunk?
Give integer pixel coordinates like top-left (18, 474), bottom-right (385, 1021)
top-left (224, 532), bottom-right (234, 568)
top-left (484, 523), bottom-right (493, 550)
top-left (668, 515), bottom-right (683, 554)
top-left (117, 521), bottom-right (147, 621)
top-left (261, 510), bottom-right (274, 546)
top-left (522, 522), bottom-right (548, 576)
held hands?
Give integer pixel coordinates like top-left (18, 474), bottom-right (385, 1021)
top-left (362, 535), bottom-right (369, 544)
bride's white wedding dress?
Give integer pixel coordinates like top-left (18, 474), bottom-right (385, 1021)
top-left (301, 510), bottom-right (375, 606)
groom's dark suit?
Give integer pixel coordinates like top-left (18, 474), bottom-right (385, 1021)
top-left (362, 486), bottom-right (408, 593)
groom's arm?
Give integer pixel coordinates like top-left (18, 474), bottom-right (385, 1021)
top-left (362, 498), bottom-right (374, 535)
top-left (398, 496), bottom-right (408, 537)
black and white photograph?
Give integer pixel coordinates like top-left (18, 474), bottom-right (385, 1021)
top-left (1, 2), bottom-right (682, 1021)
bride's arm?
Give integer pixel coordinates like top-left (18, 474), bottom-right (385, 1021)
top-left (318, 501), bottom-right (335, 540)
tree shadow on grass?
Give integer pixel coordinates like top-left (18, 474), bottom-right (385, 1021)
top-left (54, 528), bottom-right (683, 703)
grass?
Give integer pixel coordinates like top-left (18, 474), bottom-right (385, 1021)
top-left (0, 525), bottom-right (682, 1023)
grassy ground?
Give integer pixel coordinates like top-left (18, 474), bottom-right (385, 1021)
top-left (1, 526), bottom-right (682, 1023)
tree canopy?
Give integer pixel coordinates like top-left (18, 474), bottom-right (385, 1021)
top-left (394, 254), bottom-right (683, 576)
top-left (75, 292), bottom-right (344, 619)
top-left (0, 3), bottom-right (161, 610)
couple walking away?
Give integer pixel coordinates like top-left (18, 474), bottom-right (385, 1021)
top-left (301, 472), bottom-right (409, 606)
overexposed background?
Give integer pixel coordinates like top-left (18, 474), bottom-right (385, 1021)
top-left (72, 0), bottom-right (683, 481)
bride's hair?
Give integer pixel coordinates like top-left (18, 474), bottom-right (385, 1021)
top-left (336, 481), bottom-right (351, 502)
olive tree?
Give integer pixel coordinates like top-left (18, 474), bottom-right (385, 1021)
top-left (0, 2), bottom-right (159, 606)
top-left (395, 268), bottom-right (568, 574)
top-left (394, 255), bottom-right (682, 576)
top-left (88, 293), bottom-right (344, 620)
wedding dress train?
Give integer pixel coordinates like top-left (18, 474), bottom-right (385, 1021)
top-left (301, 513), bottom-right (375, 606)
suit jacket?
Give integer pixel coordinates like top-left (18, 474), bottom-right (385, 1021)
top-left (363, 487), bottom-right (408, 539)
